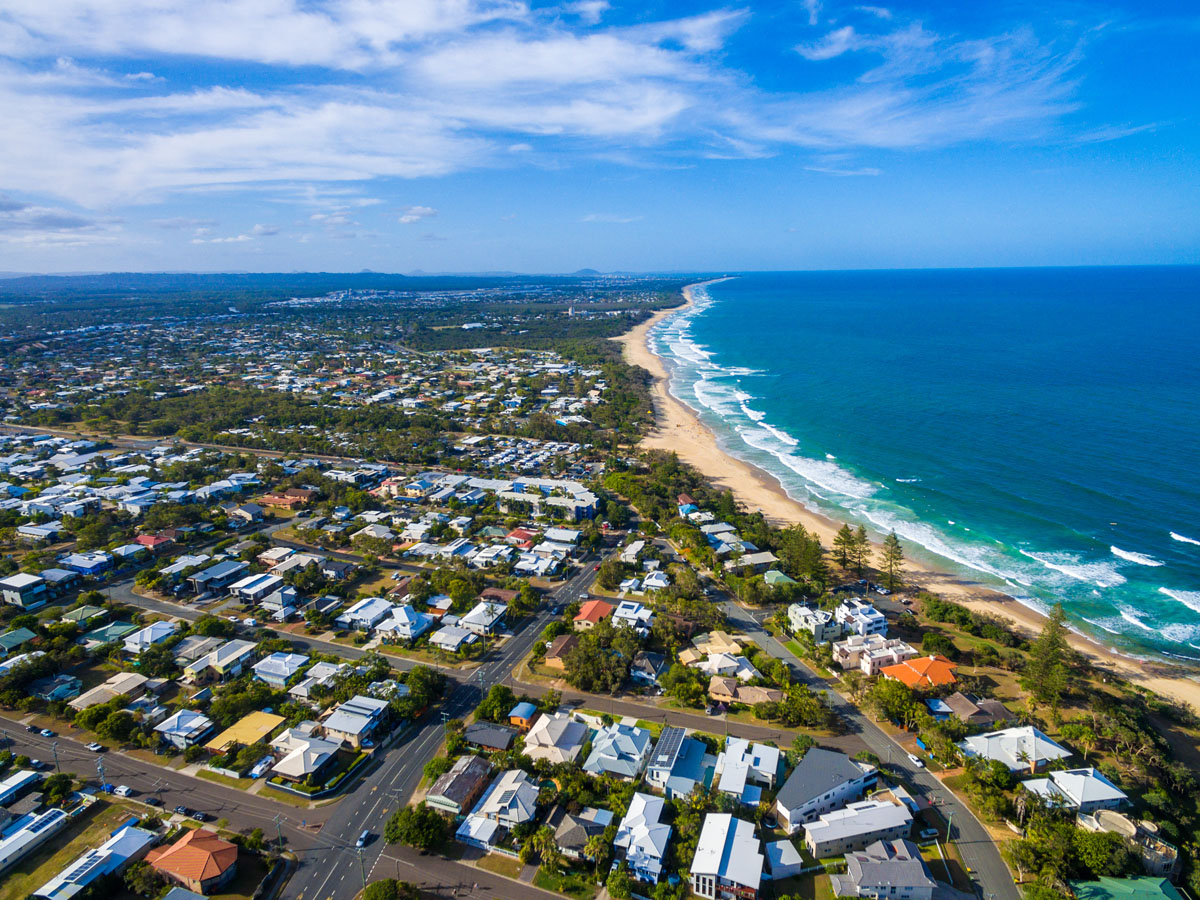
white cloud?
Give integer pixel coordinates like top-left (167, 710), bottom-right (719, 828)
top-left (399, 205), bottom-right (438, 223)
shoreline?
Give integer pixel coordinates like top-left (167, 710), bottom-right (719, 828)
top-left (616, 281), bottom-right (1200, 712)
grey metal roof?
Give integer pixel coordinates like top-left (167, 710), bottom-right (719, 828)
top-left (776, 747), bottom-right (872, 811)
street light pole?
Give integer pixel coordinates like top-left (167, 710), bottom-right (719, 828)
top-left (357, 847), bottom-right (367, 889)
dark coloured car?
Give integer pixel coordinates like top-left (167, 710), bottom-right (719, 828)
top-left (174, 805), bottom-right (192, 816)
top-left (144, 796), bottom-right (163, 807)
top-left (190, 811), bottom-right (209, 822)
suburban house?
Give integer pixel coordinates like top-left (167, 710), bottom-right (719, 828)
top-left (881, 655), bottom-right (958, 688)
top-left (522, 712), bottom-right (589, 764)
top-left (322, 695), bottom-right (389, 748)
top-left (829, 839), bottom-right (937, 900)
top-left (775, 748), bottom-right (879, 834)
top-left (269, 725), bottom-right (342, 784)
top-left (155, 710), bottom-right (215, 750)
top-left (715, 738), bottom-right (780, 805)
top-left (33, 824), bottom-right (158, 900)
top-left (690, 814), bottom-right (764, 900)
top-left (543, 633), bottom-right (579, 670)
top-left (630, 650), bottom-right (667, 685)
top-left (335, 596), bottom-right (395, 632)
top-left (459, 600), bottom-right (506, 636)
top-left (0, 573), bottom-right (47, 609)
top-left (375, 605), bottom-right (434, 643)
top-left (926, 691), bottom-right (1012, 728)
top-left (289, 660), bottom-right (347, 702)
top-left (0, 627), bottom-right (36, 658)
top-left (707, 676), bottom-right (784, 708)
top-left (70, 672), bottom-right (148, 711)
top-left (551, 806), bottom-right (613, 861)
top-left (583, 723), bottom-right (653, 780)
top-left (787, 604), bottom-right (842, 643)
top-left (508, 701), bottom-right (539, 732)
top-left (29, 674), bottom-right (82, 702)
top-left (615, 792), bottom-right (673, 883)
top-left (146, 829), bottom-right (239, 894)
top-left (427, 755), bottom-right (493, 815)
top-left (123, 620), bottom-right (179, 655)
top-left (252, 652), bottom-right (309, 688)
top-left (803, 800), bottom-right (914, 858)
top-left (1021, 768), bottom-right (1129, 814)
top-left (184, 639), bottom-right (258, 684)
top-left (472, 769), bottom-right (540, 828)
top-left (645, 726), bottom-right (715, 799)
top-left (613, 600), bottom-right (654, 634)
top-left (958, 726), bottom-right (1072, 773)
top-left (833, 635), bottom-right (915, 674)
top-left (463, 722), bottom-right (517, 752)
top-left (835, 599), bottom-right (888, 637)
top-left (573, 599), bottom-right (614, 631)
top-left (189, 560), bottom-right (248, 595)
top-left (205, 711), bottom-right (286, 754)
top-left (429, 624), bottom-right (476, 653)
top-left (171, 635), bottom-right (224, 665)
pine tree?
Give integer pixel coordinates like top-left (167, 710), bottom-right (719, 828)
top-left (881, 530), bottom-right (905, 591)
top-left (833, 524), bottom-right (856, 568)
top-left (1024, 602), bottom-right (1069, 713)
top-left (852, 525), bottom-right (872, 576)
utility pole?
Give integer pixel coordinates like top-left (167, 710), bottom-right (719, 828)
top-left (274, 813), bottom-right (285, 852)
top-left (96, 757), bottom-right (105, 788)
top-left (357, 847), bottom-right (367, 889)
top-left (51, 741), bottom-right (60, 774)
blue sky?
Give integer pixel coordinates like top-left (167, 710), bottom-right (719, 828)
top-left (0, 0), bottom-right (1196, 273)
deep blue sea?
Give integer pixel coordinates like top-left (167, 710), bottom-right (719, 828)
top-left (649, 268), bottom-right (1200, 663)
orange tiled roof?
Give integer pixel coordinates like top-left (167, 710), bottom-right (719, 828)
top-left (146, 828), bottom-right (238, 881)
top-left (881, 654), bottom-right (958, 688)
top-left (573, 599), bottom-right (614, 623)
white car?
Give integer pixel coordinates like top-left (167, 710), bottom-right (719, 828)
top-left (114, 785), bottom-right (133, 797)
top-left (907, 753), bottom-right (925, 768)
top-left (85, 742), bottom-right (104, 752)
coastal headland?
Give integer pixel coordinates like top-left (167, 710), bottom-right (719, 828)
top-left (616, 280), bottom-right (1200, 712)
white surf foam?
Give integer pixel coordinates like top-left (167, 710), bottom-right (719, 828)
top-left (1158, 587), bottom-right (1200, 616)
top-left (1111, 546), bottom-right (1164, 567)
top-left (1171, 532), bottom-right (1200, 546)
top-left (1019, 550), bottom-right (1127, 588)
top-left (1081, 616), bottom-right (1121, 635)
top-left (1119, 607), bottom-right (1154, 631)
top-left (735, 426), bottom-right (877, 500)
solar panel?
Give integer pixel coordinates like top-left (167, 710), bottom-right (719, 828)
top-left (653, 726), bottom-right (685, 766)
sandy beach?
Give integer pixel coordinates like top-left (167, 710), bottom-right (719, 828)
top-left (616, 282), bottom-right (1200, 713)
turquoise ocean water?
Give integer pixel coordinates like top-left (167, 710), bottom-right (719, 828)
top-left (649, 268), bottom-right (1200, 664)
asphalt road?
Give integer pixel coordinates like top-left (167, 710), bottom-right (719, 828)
top-left (720, 601), bottom-right (1018, 900)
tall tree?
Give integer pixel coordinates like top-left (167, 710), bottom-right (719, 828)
top-left (1023, 602), bottom-right (1069, 714)
top-left (880, 531), bottom-right (905, 591)
top-left (851, 525), bottom-right (872, 576)
top-left (832, 524), bottom-right (856, 568)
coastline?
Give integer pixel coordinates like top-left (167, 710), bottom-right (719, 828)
top-left (617, 281), bottom-right (1200, 712)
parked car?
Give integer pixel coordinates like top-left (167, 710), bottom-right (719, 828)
top-left (191, 811), bottom-right (210, 822)
top-left (907, 753), bottom-right (925, 768)
top-left (30, 759), bottom-right (46, 771)
top-left (918, 827), bottom-right (939, 840)
top-left (174, 805), bottom-right (192, 816)
top-left (85, 742), bottom-right (105, 752)
top-left (25, 724), bottom-right (38, 733)
top-left (144, 796), bottom-right (163, 807)
top-left (39, 729), bottom-right (55, 738)
top-left (114, 785), bottom-right (133, 797)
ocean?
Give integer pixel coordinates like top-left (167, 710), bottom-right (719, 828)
top-left (648, 267), bottom-right (1200, 664)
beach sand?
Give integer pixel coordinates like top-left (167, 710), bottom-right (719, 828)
top-left (616, 282), bottom-right (1200, 713)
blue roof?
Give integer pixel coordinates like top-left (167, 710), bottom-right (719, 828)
top-left (510, 701), bottom-right (537, 719)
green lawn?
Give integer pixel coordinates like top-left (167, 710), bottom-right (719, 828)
top-left (198, 768), bottom-right (252, 790)
top-left (634, 720), bottom-right (665, 739)
top-left (771, 873), bottom-right (836, 900)
top-left (533, 867), bottom-right (600, 900)
top-left (210, 851), bottom-right (271, 900)
top-left (475, 852), bottom-right (524, 880)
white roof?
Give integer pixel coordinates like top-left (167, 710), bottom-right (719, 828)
top-left (958, 726), bottom-right (1071, 771)
top-left (1021, 767), bottom-right (1127, 808)
top-left (691, 814), bottom-right (763, 889)
top-left (803, 800), bottom-right (912, 845)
